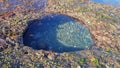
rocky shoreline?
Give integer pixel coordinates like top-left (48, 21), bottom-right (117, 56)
top-left (0, 0), bottom-right (120, 68)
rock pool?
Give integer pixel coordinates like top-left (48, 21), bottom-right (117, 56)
top-left (23, 14), bottom-right (94, 53)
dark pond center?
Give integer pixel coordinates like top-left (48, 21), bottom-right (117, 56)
top-left (23, 14), bottom-right (94, 53)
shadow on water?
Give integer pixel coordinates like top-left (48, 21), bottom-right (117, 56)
top-left (23, 14), bottom-right (94, 53)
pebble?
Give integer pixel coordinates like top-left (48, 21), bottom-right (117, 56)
top-left (77, 65), bottom-right (81, 68)
top-left (47, 54), bottom-right (54, 60)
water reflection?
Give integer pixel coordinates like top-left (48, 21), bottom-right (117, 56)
top-left (23, 14), bottom-right (94, 53)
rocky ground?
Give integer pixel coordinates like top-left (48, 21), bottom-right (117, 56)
top-left (0, 0), bottom-right (120, 68)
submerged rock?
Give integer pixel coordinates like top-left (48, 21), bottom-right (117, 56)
top-left (23, 14), bottom-right (94, 53)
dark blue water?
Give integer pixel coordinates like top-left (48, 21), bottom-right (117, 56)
top-left (23, 14), bottom-right (94, 53)
top-left (91, 0), bottom-right (120, 6)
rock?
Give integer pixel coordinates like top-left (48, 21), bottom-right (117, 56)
top-left (0, 38), bottom-right (7, 51)
top-left (77, 65), bottom-right (81, 68)
top-left (47, 54), bottom-right (54, 60)
top-left (0, 0), bottom-right (4, 3)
